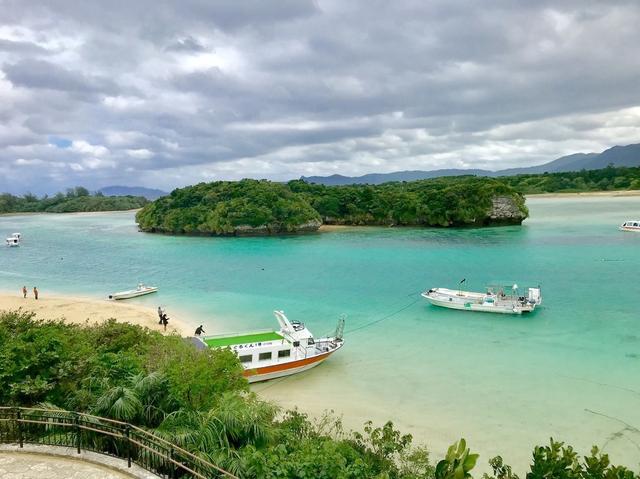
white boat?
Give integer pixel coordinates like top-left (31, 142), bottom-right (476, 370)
top-left (422, 283), bottom-right (542, 315)
top-left (619, 220), bottom-right (640, 232)
top-left (5, 233), bottom-right (21, 247)
top-left (109, 283), bottom-right (158, 300)
top-left (195, 311), bottom-right (345, 383)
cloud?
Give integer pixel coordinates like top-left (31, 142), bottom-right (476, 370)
top-left (0, 0), bottom-right (640, 194)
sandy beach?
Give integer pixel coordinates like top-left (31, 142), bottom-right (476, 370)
top-left (526, 189), bottom-right (640, 198)
top-left (0, 292), bottom-right (191, 336)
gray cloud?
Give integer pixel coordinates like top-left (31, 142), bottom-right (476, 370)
top-left (1, 0), bottom-right (640, 194)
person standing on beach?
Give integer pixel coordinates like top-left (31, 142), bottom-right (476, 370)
top-left (33, 287), bottom-right (38, 300)
top-left (157, 306), bottom-right (164, 324)
top-left (22, 286), bottom-right (27, 298)
top-left (161, 314), bottom-right (169, 332)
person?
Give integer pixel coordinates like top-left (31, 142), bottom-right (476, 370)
top-left (161, 313), bottom-right (169, 332)
top-left (194, 325), bottom-right (205, 336)
top-left (22, 286), bottom-right (27, 298)
top-left (33, 286), bottom-right (38, 300)
top-left (157, 306), bottom-right (164, 324)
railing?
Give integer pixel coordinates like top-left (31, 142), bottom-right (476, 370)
top-left (0, 407), bottom-right (238, 479)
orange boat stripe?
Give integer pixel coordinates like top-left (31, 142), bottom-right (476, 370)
top-left (243, 351), bottom-right (332, 377)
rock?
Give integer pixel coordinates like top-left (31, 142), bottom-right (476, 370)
top-left (487, 195), bottom-right (528, 225)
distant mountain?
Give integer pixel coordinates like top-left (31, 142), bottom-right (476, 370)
top-left (98, 186), bottom-right (167, 200)
top-left (301, 143), bottom-right (640, 185)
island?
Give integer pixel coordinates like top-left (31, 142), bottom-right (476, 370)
top-left (0, 187), bottom-right (148, 214)
top-left (135, 177), bottom-right (528, 236)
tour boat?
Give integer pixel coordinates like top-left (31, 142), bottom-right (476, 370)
top-left (109, 283), bottom-right (158, 300)
top-left (422, 283), bottom-right (542, 315)
top-left (619, 220), bottom-right (640, 232)
top-left (5, 233), bottom-right (21, 247)
top-left (196, 310), bottom-right (345, 383)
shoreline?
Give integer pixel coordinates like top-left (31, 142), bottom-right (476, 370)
top-left (0, 291), bottom-right (191, 336)
top-left (526, 189), bottom-right (640, 198)
top-left (0, 208), bottom-right (142, 217)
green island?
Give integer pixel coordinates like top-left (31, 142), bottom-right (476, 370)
top-left (135, 177), bottom-right (528, 235)
top-left (0, 186), bottom-right (148, 214)
top-left (1, 310), bottom-right (637, 478)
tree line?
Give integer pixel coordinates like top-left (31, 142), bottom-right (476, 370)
top-left (500, 164), bottom-right (640, 194)
top-left (0, 186), bottom-right (148, 214)
top-left (0, 310), bottom-right (637, 478)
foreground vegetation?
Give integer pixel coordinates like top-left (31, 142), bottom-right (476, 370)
top-left (136, 177), bottom-right (527, 235)
top-left (1, 310), bottom-right (637, 478)
top-left (0, 186), bottom-right (147, 214)
top-left (500, 165), bottom-right (640, 195)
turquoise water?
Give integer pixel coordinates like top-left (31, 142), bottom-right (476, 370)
top-left (1, 197), bottom-right (639, 471)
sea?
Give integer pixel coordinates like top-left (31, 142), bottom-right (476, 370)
top-left (1, 195), bottom-right (639, 472)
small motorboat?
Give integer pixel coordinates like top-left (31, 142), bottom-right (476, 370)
top-left (619, 220), bottom-right (640, 232)
top-left (195, 311), bottom-right (345, 383)
top-left (5, 233), bottom-right (21, 247)
top-left (109, 283), bottom-right (158, 300)
top-left (422, 283), bottom-right (542, 315)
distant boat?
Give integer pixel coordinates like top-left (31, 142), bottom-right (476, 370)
top-left (422, 283), bottom-right (542, 314)
top-left (5, 233), bottom-right (21, 247)
top-left (195, 310), bottom-right (345, 383)
top-left (619, 220), bottom-right (640, 232)
top-left (109, 283), bottom-right (158, 300)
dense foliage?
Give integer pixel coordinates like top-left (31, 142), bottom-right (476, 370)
top-left (500, 165), bottom-right (640, 194)
top-left (288, 177), bottom-right (527, 227)
top-left (1, 310), bottom-right (638, 478)
top-left (0, 186), bottom-right (148, 214)
top-left (135, 179), bottom-right (322, 235)
top-left (136, 177), bottom-right (528, 234)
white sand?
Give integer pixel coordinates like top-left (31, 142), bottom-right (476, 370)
top-left (0, 291), bottom-right (191, 335)
top-left (526, 190), bottom-right (640, 198)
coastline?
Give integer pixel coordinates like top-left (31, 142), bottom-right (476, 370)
top-left (0, 208), bottom-right (142, 217)
top-left (526, 189), bottom-right (640, 198)
top-left (0, 291), bottom-right (191, 336)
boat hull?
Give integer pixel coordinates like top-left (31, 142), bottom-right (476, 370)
top-left (422, 294), bottom-right (525, 314)
top-left (110, 288), bottom-right (158, 300)
top-left (244, 346), bottom-right (341, 383)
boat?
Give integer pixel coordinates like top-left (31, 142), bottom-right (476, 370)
top-left (619, 220), bottom-right (640, 232)
top-left (109, 283), bottom-right (158, 300)
top-left (195, 310), bottom-right (345, 383)
top-left (5, 233), bottom-right (21, 247)
top-left (422, 283), bottom-right (542, 314)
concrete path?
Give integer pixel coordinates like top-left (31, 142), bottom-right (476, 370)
top-left (0, 444), bottom-right (160, 479)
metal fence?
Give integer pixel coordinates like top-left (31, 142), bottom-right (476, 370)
top-left (0, 407), bottom-right (238, 479)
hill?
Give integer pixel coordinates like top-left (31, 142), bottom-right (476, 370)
top-left (98, 185), bottom-right (167, 200)
top-left (301, 143), bottom-right (640, 185)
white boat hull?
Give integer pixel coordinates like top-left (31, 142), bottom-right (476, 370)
top-left (245, 343), bottom-right (342, 383)
top-left (422, 286), bottom-right (541, 315)
top-left (109, 287), bottom-right (158, 300)
top-left (423, 294), bottom-right (524, 314)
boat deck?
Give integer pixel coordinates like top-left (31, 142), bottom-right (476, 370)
top-left (204, 331), bottom-right (284, 348)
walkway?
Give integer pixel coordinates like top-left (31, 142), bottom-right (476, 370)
top-left (0, 444), bottom-right (160, 479)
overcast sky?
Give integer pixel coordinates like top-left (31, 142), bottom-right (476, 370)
top-left (1, 1), bottom-right (640, 194)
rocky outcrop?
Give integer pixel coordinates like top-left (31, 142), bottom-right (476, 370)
top-left (487, 195), bottom-right (528, 225)
top-left (232, 219), bottom-right (322, 236)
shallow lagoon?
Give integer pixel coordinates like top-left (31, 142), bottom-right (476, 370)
top-left (1, 196), bottom-right (639, 471)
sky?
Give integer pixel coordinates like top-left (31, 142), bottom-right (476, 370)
top-left (1, 1), bottom-right (640, 194)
